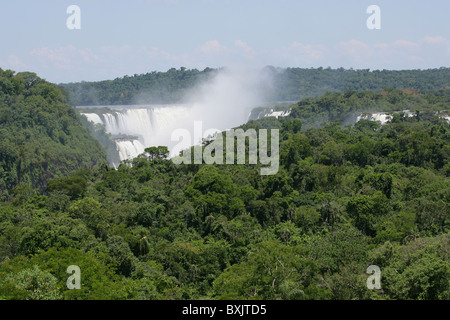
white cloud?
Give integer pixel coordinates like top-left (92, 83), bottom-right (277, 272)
top-left (421, 36), bottom-right (450, 57)
top-left (30, 45), bottom-right (100, 71)
top-left (392, 39), bottom-right (420, 49)
top-left (7, 55), bottom-right (28, 70)
top-left (198, 40), bottom-right (228, 55)
top-left (333, 36), bottom-right (450, 69)
top-left (271, 42), bottom-right (327, 67)
top-left (5, 35), bottom-right (449, 83)
top-left (338, 40), bottom-right (372, 58)
top-left (289, 42), bottom-right (326, 61)
top-left (422, 35), bottom-right (450, 45)
top-left (234, 40), bottom-right (255, 59)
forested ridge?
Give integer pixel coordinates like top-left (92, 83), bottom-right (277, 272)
top-left (0, 69), bottom-right (109, 198)
top-left (62, 66), bottom-right (450, 106)
top-left (272, 67), bottom-right (450, 101)
top-left (62, 67), bottom-right (216, 106)
top-left (0, 75), bottom-right (449, 300)
top-left (247, 87), bottom-right (450, 130)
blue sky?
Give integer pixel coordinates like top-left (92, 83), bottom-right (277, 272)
top-left (0, 0), bottom-right (449, 83)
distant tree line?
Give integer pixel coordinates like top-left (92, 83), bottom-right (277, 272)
top-left (62, 67), bottom-right (217, 106)
top-left (270, 66), bottom-right (450, 101)
top-left (61, 67), bottom-right (450, 106)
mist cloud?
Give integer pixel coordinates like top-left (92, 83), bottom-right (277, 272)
top-left (183, 66), bottom-right (274, 132)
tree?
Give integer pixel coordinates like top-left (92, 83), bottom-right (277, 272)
top-left (293, 206), bottom-right (321, 234)
top-left (306, 226), bottom-right (369, 275)
top-left (0, 265), bottom-right (62, 300)
top-left (144, 146), bottom-right (169, 161)
top-left (383, 253), bottom-right (449, 300)
top-left (0, 69), bottom-right (107, 194)
top-left (346, 192), bottom-right (390, 237)
top-left (47, 175), bottom-right (88, 200)
top-left (213, 241), bottom-right (330, 300)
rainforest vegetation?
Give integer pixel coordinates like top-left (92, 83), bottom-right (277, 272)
top-left (0, 67), bottom-right (449, 300)
top-left (0, 69), bottom-right (109, 196)
top-left (62, 66), bottom-right (450, 106)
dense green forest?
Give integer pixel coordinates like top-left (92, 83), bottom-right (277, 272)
top-left (272, 67), bottom-right (450, 101)
top-left (62, 67), bottom-right (216, 106)
top-left (0, 69), bottom-right (109, 198)
top-left (247, 87), bottom-right (450, 130)
top-left (0, 75), bottom-right (449, 300)
top-left (62, 67), bottom-right (450, 106)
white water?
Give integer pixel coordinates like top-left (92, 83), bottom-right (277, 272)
top-left (81, 99), bottom-right (448, 168)
top-left (83, 113), bottom-right (103, 125)
top-left (78, 67), bottom-right (279, 166)
top-left (116, 139), bottom-right (146, 160)
top-left (356, 110), bottom-right (416, 125)
top-left (265, 109), bottom-right (291, 119)
top-left (441, 115), bottom-right (450, 123)
top-left (356, 112), bottom-right (392, 125)
top-left (80, 103), bottom-right (251, 165)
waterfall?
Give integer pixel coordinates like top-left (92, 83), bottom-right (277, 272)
top-left (80, 103), bottom-right (252, 166)
top-left (265, 109), bottom-right (291, 119)
top-left (441, 115), bottom-right (450, 123)
top-left (356, 112), bottom-right (392, 125)
top-left (100, 109), bottom-right (155, 145)
top-left (83, 113), bottom-right (103, 125)
top-left (116, 139), bottom-right (146, 160)
top-left (356, 110), bottom-right (416, 125)
top-left (81, 105), bottom-right (189, 164)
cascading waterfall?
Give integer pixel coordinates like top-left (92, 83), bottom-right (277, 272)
top-left (355, 110), bottom-right (416, 125)
top-left (80, 104), bottom-right (250, 167)
top-left (80, 104), bottom-right (449, 168)
top-left (101, 109), bottom-right (155, 145)
top-left (82, 113), bottom-right (103, 125)
top-left (116, 139), bottom-right (146, 160)
top-left (356, 112), bottom-right (392, 125)
top-left (82, 105), bottom-right (401, 167)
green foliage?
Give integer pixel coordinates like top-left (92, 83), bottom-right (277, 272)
top-left (144, 146), bottom-right (170, 161)
top-left (370, 235), bottom-right (450, 300)
top-left (62, 67), bottom-right (450, 106)
top-left (47, 174), bottom-right (88, 200)
top-left (0, 265), bottom-right (62, 300)
top-left (286, 88), bottom-right (450, 130)
top-left (307, 226), bottom-right (370, 275)
top-left (1, 72), bottom-right (449, 300)
top-left (271, 67), bottom-right (450, 101)
top-left (62, 67), bottom-right (216, 106)
top-left (0, 69), bottom-right (108, 197)
top-left (213, 241), bottom-right (330, 300)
